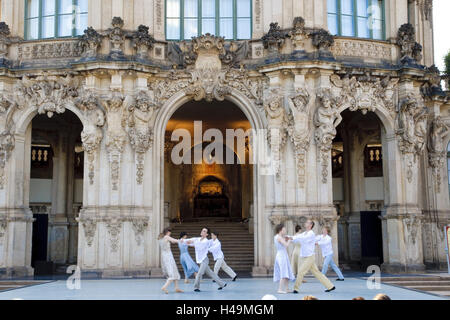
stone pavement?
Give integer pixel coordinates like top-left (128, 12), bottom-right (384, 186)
top-left (0, 277), bottom-right (447, 300)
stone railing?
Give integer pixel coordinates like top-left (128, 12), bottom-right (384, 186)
top-left (16, 38), bottom-right (82, 61)
top-left (331, 37), bottom-right (396, 62)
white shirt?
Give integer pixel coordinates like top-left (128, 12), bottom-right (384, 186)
top-left (208, 239), bottom-right (224, 261)
top-left (292, 230), bottom-right (317, 257)
top-left (186, 237), bottom-right (213, 264)
top-left (316, 234), bottom-right (333, 257)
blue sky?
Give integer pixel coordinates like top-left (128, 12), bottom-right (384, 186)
top-left (434, 0), bottom-right (450, 72)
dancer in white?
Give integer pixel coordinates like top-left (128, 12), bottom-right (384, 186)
top-left (210, 231), bottom-right (238, 281)
top-left (290, 219), bottom-right (335, 293)
top-left (316, 226), bottom-right (344, 281)
top-left (183, 227), bottom-right (227, 292)
top-left (273, 224), bottom-right (295, 294)
top-left (158, 227), bottom-right (183, 294)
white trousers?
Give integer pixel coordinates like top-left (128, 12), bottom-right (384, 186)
top-left (213, 258), bottom-right (237, 279)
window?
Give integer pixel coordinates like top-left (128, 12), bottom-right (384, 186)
top-left (25, 0), bottom-right (88, 40)
top-left (327, 0), bottom-right (385, 40)
top-left (166, 0), bottom-right (252, 40)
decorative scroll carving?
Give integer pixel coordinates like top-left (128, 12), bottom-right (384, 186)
top-left (330, 74), bottom-right (399, 114)
top-left (127, 91), bottom-right (158, 184)
top-left (311, 29), bottom-right (334, 51)
top-left (77, 27), bottom-right (103, 58)
top-left (76, 91), bottom-right (105, 185)
top-left (264, 90), bottom-right (289, 180)
top-left (261, 22), bottom-right (287, 54)
top-left (404, 216), bottom-right (421, 245)
top-left (397, 24), bottom-right (423, 64)
top-left (0, 131), bottom-right (14, 189)
top-left (131, 25), bottom-right (155, 59)
top-left (287, 88), bottom-right (311, 187)
top-left (13, 74), bottom-right (80, 118)
top-left (106, 219), bottom-right (122, 252)
top-left (314, 88), bottom-right (342, 184)
top-left (428, 116), bottom-right (449, 192)
top-left (416, 0), bottom-right (433, 21)
top-left (102, 93), bottom-right (128, 190)
top-left (331, 38), bottom-right (393, 60)
top-left (0, 218), bottom-right (7, 238)
top-left (185, 69), bottom-right (231, 102)
top-left (80, 218), bottom-right (97, 247)
top-left (131, 218), bottom-right (149, 246)
top-left (396, 93), bottom-right (428, 182)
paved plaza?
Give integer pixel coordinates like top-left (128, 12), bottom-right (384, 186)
top-left (0, 277), bottom-right (447, 300)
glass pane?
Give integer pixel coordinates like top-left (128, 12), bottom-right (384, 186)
top-left (77, 0), bottom-right (88, 13)
top-left (341, 15), bottom-right (354, 36)
top-left (357, 0), bottom-right (367, 17)
top-left (184, 18), bottom-right (198, 38)
top-left (327, 0), bottom-right (337, 14)
top-left (237, 18), bottom-right (251, 39)
top-left (357, 17), bottom-right (368, 38)
top-left (220, 18), bottom-right (233, 39)
top-left (166, 18), bottom-right (180, 39)
top-left (59, 14), bottom-right (73, 36)
top-left (42, 16), bottom-right (55, 38)
top-left (59, 0), bottom-right (73, 14)
top-left (220, 0), bottom-right (233, 17)
top-left (184, 0), bottom-right (198, 18)
top-left (237, 0), bottom-right (251, 17)
top-left (202, 18), bottom-right (215, 35)
top-left (28, 0), bottom-right (40, 18)
top-left (369, 0), bottom-right (382, 19)
top-left (202, 0), bottom-right (215, 18)
top-left (372, 19), bottom-right (383, 39)
top-left (76, 13), bottom-right (88, 35)
top-left (26, 18), bottom-right (39, 39)
top-left (328, 14), bottom-right (338, 35)
top-left (341, 0), bottom-right (354, 15)
top-left (167, 0), bottom-right (180, 17)
top-left (42, 0), bottom-right (56, 16)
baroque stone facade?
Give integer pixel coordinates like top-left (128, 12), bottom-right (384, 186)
top-left (0, 0), bottom-right (449, 278)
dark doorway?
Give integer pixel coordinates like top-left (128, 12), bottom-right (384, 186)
top-left (31, 214), bottom-right (53, 275)
top-left (360, 211), bottom-right (383, 268)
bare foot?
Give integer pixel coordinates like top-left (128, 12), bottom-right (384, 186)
top-left (161, 288), bottom-right (169, 294)
top-left (184, 279), bottom-right (189, 284)
top-left (277, 290), bottom-right (287, 294)
top-left (175, 288), bottom-right (184, 293)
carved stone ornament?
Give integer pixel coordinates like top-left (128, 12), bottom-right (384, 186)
top-left (131, 218), bottom-right (149, 246)
top-left (0, 131), bottom-right (14, 189)
top-left (330, 74), bottom-right (399, 114)
top-left (416, 0), bottom-right (433, 21)
top-left (0, 218), bottom-right (7, 239)
top-left (77, 27), bottom-right (103, 58)
top-left (395, 93), bottom-right (428, 182)
top-left (289, 17), bottom-right (309, 51)
top-left (428, 116), bottom-right (449, 193)
top-left (397, 24), bottom-right (423, 64)
top-left (108, 17), bottom-right (126, 58)
top-left (80, 218), bottom-right (97, 247)
top-left (404, 216), bottom-right (421, 245)
top-left (264, 89), bottom-right (289, 181)
top-left (311, 29), bottom-right (334, 51)
top-left (106, 219), bottom-right (122, 253)
top-left (287, 88), bottom-right (311, 187)
top-left (13, 74), bottom-right (80, 118)
top-left (131, 25), bottom-right (155, 59)
top-left (127, 91), bottom-right (158, 184)
top-left (0, 22), bottom-right (11, 59)
top-left (261, 22), bottom-right (287, 54)
top-left (314, 88), bottom-right (342, 184)
top-left (76, 91), bottom-right (105, 185)
top-left (102, 93), bottom-right (129, 190)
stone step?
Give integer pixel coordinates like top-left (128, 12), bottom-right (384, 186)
top-left (408, 285), bottom-right (450, 291)
top-left (381, 276), bottom-right (443, 282)
top-left (386, 280), bottom-right (450, 286)
top-left (427, 291), bottom-right (450, 297)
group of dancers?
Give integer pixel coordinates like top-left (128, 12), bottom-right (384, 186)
top-left (274, 219), bottom-right (344, 294)
top-left (158, 227), bottom-right (237, 294)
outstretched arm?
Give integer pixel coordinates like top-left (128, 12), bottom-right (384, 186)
top-left (277, 235), bottom-right (291, 249)
top-left (164, 235), bottom-right (179, 244)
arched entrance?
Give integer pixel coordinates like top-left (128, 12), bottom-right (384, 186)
top-left (153, 89), bottom-right (264, 275)
top-left (28, 111), bottom-right (83, 276)
top-left (333, 110), bottom-right (386, 270)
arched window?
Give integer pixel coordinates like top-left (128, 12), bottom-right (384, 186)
top-left (327, 0), bottom-right (385, 40)
top-left (166, 0), bottom-right (252, 40)
top-left (25, 0), bottom-right (88, 40)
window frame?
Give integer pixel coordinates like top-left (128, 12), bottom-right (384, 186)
top-left (328, 0), bottom-right (386, 40)
top-left (24, 0), bottom-right (88, 40)
top-left (165, 0), bottom-right (252, 41)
